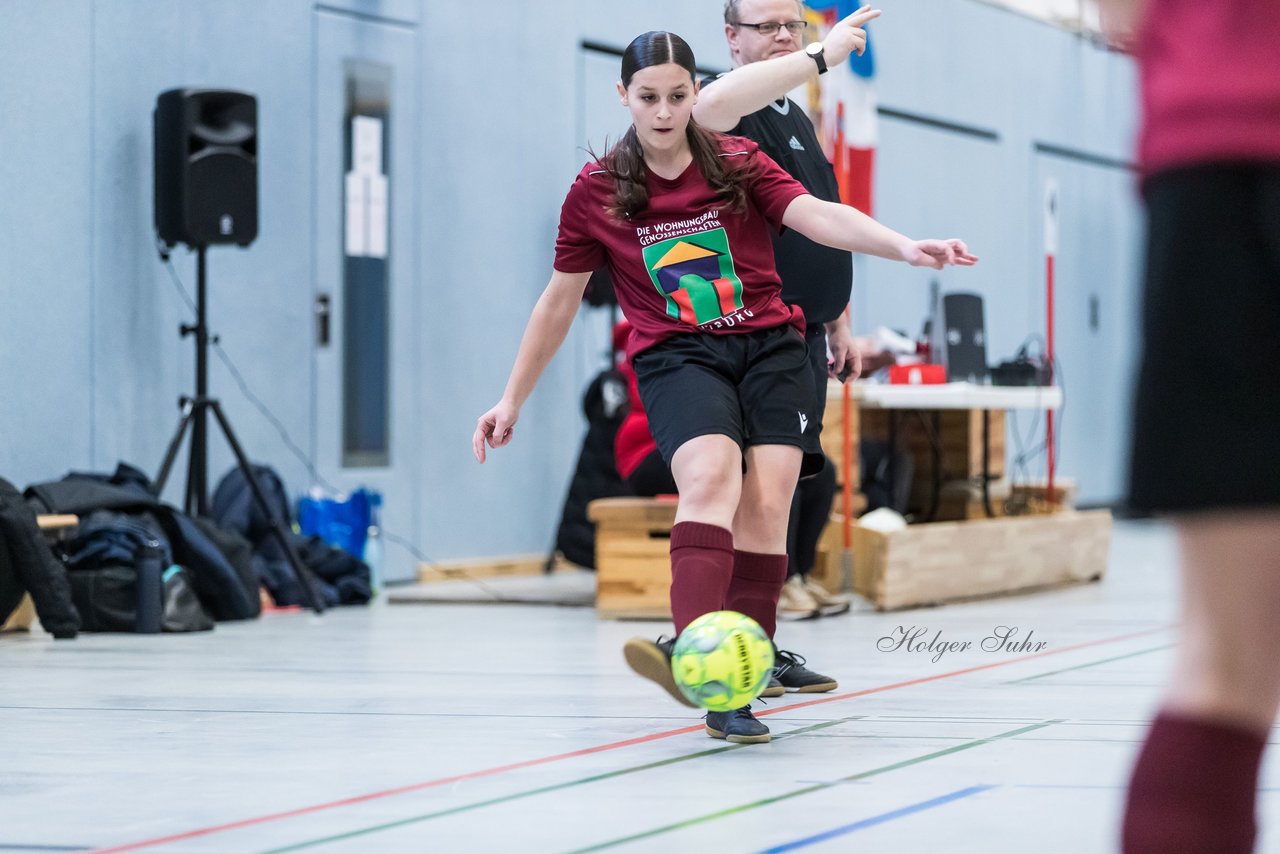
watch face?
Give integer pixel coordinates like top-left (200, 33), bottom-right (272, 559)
top-left (807, 43), bottom-right (823, 56)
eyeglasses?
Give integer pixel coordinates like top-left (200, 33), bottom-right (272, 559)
top-left (735, 20), bottom-right (808, 36)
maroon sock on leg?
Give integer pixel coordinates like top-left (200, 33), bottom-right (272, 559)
top-left (669, 522), bottom-right (734, 635)
top-left (725, 550), bottom-right (788, 640)
top-left (1122, 711), bottom-right (1267, 854)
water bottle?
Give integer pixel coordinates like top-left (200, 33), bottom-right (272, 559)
top-left (363, 492), bottom-right (384, 595)
top-left (134, 543), bottom-right (164, 634)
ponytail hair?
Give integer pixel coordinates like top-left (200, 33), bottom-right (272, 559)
top-left (594, 31), bottom-right (754, 220)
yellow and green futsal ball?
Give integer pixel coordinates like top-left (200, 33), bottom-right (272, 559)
top-left (671, 611), bottom-right (775, 711)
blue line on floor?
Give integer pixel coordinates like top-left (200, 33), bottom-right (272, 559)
top-left (0, 845), bottom-right (92, 852)
top-left (754, 785), bottom-right (997, 853)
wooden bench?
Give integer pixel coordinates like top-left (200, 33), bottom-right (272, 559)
top-left (588, 497), bottom-right (676, 620)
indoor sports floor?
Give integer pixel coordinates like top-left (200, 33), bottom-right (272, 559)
top-left (3, 519), bottom-right (1277, 853)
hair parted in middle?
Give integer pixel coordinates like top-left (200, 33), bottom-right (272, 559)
top-left (596, 31), bottom-right (753, 220)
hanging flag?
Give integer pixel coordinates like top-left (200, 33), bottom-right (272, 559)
top-left (806, 1), bottom-right (878, 215)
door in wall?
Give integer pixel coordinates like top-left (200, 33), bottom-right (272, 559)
top-left (313, 10), bottom-right (420, 583)
top-left (1032, 156), bottom-right (1142, 506)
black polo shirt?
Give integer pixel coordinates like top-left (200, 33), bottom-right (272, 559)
top-left (703, 73), bottom-right (853, 326)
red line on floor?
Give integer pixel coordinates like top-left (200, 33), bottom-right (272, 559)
top-left (88, 625), bottom-right (1170, 853)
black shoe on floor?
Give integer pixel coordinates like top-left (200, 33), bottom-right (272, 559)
top-left (705, 704), bottom-right (771, 743)
top-left (760, 675), bottom-right (785, 698)
top-left (623, 636), bottom-right (697, 708)
top-left (774, 648), bottom-right (838, 693)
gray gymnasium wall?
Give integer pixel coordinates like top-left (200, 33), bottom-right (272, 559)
top-left (0, 0), bottom-right (1138, 578)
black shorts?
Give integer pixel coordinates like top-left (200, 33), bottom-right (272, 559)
top-left (802, 322), bottom-right (833, 434)
top-left (1128, 163), bottom-right (1280, 513)
top-left (633, 325), bottom-right (825, 478)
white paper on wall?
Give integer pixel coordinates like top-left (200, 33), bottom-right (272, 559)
top-left (345, 116), bottom-right (388, 258)
top-left (366, 174), bottom-right (388, 259)
top-left (352, 116), bottom-right (383, 176)
top-left (345, 172), bottom-right (367, 257)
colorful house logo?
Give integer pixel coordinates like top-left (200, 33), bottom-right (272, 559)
top-left (642, 228), bottom-right (744, 326)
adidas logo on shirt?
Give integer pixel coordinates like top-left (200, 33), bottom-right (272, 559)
top-left (789, 136), bottom-right (805, 151)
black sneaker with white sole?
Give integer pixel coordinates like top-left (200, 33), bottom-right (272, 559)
top-left (623, 636), bottom-right (698, 708)
top-left (760, 675), bottom-right (785, 698)
top-left (773, 648), bottom-right (838, 693)
top-left (705, 704), bottom-right (771, 743)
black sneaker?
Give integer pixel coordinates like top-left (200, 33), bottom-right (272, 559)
top-left (774, 648), bottom-right (838, 693)
top-left (760, 675), bottom-right (785, 698)
top-left (623, 637), bottom-right (697, 708)
top-left (705, 705), bottom-right (771, 743)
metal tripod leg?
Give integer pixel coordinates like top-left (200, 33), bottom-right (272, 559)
top-left (155, 399), bottom-right (197, 496)
top-left (207, 400), bottom-right (326, 614)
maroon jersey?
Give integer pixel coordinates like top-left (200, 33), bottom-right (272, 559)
top-left (554, 136), bottom-right (809, 356)
top-left (1139, 0), bottom-right (1280, 175)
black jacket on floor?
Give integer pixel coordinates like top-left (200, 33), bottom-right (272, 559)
top-left (25, 463), bottom-right (259, 621)
top-left (0, 477), bottom-right (79, 638)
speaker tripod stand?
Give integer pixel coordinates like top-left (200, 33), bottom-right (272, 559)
top-left (154, 245), bottom-right (325, 614)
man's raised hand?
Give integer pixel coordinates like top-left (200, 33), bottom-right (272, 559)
top-left (819, 5), bottom-right (882, 68)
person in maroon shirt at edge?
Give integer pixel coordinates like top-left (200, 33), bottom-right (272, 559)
top-left (472, 30), bottom-right (976, 744)
top-left (1096, 0), bottom-right (1280, 851)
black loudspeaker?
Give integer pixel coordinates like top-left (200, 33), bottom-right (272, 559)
top-left (154, 88), bottom-right (258, 248)
top-left (940, 292), bottom-right (989, 384)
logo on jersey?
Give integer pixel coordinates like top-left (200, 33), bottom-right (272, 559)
top-left (642, 228), bottom-right (745, 327)
top-left (788, 135), bottom-right (805, 151)
top-left (799, 412), bottom-right (809, 433)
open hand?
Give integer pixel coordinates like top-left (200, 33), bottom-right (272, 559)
top-left (904, 239), bottom-right (979, 270)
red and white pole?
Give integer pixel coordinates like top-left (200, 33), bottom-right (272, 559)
top-left (1044, 180), bottom-right (1059, 503)
top-left (834, 101), bottom-right (856, 554)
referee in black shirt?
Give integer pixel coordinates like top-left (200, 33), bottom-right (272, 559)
top-left (695, 0), bottom-right (881, 694)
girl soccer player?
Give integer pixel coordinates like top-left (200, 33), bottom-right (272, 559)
top-left (473, 30), bottom-right (976, 743)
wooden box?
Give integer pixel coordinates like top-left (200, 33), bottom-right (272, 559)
top-left (588, 497), bottom-right (677, 620)
top-left (859, 408), bottom-right (1006, 478)
top-left (810, 494), bottom-right (868, 594)
top-left (859, 408), bottom-right (1006, 521)
top-left (852, 509), bottom-right (1112, 610)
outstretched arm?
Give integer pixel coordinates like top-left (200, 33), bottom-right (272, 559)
top-left (472, 269), bottom-right (592, 463)
top-left (694, 6), bottom-right (881, 133)
top-left (781, 194), bottom-right (978, 270)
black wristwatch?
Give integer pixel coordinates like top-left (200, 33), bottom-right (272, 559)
top-left (805, 42), bottom-right (828, 75)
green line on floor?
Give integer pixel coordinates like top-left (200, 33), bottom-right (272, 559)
top-left (562, 720), bottom-right (1061, 854)
top-left (257, 715), bottom-right (866, 853)
top-left (1006, 645), bottom-right (1175, 684)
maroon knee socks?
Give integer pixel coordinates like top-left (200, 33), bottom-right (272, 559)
top-left (1122, 711), bottom-right (1268, 854)
top-left (725, 549), bottom-right (788, 640)
top-left (668, 522), bottom-right (734, 634)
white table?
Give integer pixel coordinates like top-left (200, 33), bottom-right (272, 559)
top-left (831, 382), bottom-right (1063, 518)
top-left (849, 382), bottom-right (1062, 411)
